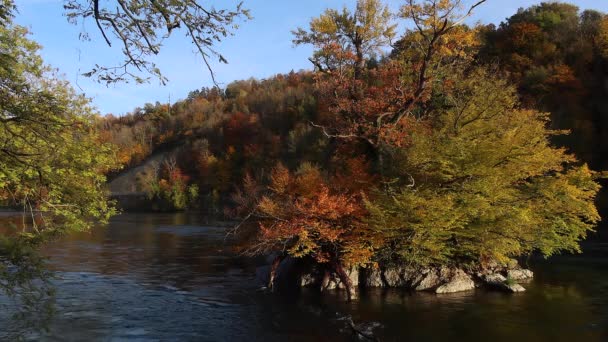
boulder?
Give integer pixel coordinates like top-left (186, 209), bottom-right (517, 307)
top-left (505, 283), bottom-right (526, 292)
top-left (507, 269), bottom-right (534, 281)
top-left (435, 269), bottom-right (475, 294)
top-left (323, 277), bottom-right (339, 290)
top-left (482, 273), bottom-right (526, 293)
top-left (484, 273), bottom-right (507, 285)
top-left (415, 269), bottom-right (441, 291)
top-left (383, 267), bottom-right (403, 287)
top-left (346, 267), bottom-right (360, 287)
top-left (364, 267), bottom-right (384, 287)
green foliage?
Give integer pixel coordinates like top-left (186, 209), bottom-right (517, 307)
top-left (292, 0), bottom-right (396, 76)
top-left (367, 66), bottom-right (600, 267)
top-left (480, 2), bottom-right (608, 170)
top-left (0, 22), bottom-right (120, 236)
top-left (134, 161), bottom-right (199, 211)
top-left (504, 275), bottom-right (517, 287)
top-left (0, 0), bottom-right (14, 23)
top-left (0, 19), bottom-right (120, 299)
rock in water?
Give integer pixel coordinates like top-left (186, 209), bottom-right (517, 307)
top-left (506, 283), bottom-right (526, 292)
top-left (435, 270), bottom-right (475, 294)
top-left (484, 273), bottom-right (507, 285)
top-left (300, 272), bottom-right (318, 287)
top-left (507, 269), bottom-right (534, 281)
top-left (482, 273), bottom-right (526, 293)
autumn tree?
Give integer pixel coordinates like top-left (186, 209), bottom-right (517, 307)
top-left (233, 160), bottom-right (377, 299)
top-left (297, 0), bottom-right (486, 160)
top-left (477, 2), bottom-right (608, 234)
top-left (367, 66), bottom-right (600, 267)
top-left (137, 158), bottom-right (199, 211)
top-left (293, 0), bottom-right (396, 81)
top-left (600, 16), bottom-right (608, 58)
top-left (1, 20), bottom-right (120, 292)
top-left (479, 3), bottom-right (608, 168)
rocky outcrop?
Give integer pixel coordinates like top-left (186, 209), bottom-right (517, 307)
top-left (363, 267), bottom-right (384, 287)
top-left (256, 257), bottom-right (533, 295)
top-left (297, 265), bottom-right (478, 293)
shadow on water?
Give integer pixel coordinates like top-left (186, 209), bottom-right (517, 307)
top-left (1, 213), bottom-right (607, 341)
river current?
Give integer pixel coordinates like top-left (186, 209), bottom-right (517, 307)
top-left (1, 213), bottom-right (607, 341)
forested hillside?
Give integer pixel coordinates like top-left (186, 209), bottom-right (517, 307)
top-left (481, 4), bottom-right (608, 168)
top-left (100, 72), bottom-right (325, 213)
top-left (102, 2), bottom-right (608, 223)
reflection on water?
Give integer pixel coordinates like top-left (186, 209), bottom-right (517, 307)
top-left (1, 213), bottom-right (607, 341)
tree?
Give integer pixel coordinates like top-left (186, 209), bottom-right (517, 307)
top-left (598, 15), bottom-right (608, 59)
top-left (298, 0), bottom-right (486, 157)
top-left (233, 161), bottom-right (377, 299)
top-left (1, 18), bottom-right (120, 293)
top-left (478, 2), bottom-right (608, 184)
top-left (292, 0), bottom-right (396, 80)
top-left (3, 0), bottom-right (250, 84)
top-left (366, 66), bottom-right (600, 267)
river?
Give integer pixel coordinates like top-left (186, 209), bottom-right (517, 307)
top-left (1, 213), bottom-right (607, 341)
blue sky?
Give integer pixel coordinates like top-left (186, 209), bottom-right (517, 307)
top-left (13, 0), bottom-right (608, 115)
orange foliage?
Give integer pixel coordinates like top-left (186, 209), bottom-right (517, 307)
top-left (237, 162), bottom-right (379, 267)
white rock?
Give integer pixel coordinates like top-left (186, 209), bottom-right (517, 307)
top-left (415, 270), bottom-right (440, 291)
top-left (506, 283), bottom-right (526, 292)
top-left (483, 273), bottom-right (526, 293)
top-left (484, 273), bottom-right (507, 285)
top-left (435, 270), bottom-right (475, 294)
top-left (300, 272), bottom-right (318, 287)
top-left (507, 269), bottom-right (534, 281)
top-left (383, 268), bottom-right (401, 287)
top-left (365, 267), bottom-right (384, 287)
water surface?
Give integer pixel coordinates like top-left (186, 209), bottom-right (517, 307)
top-left (1, 213), bottom-right (607, 341)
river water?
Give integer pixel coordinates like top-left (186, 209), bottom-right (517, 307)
top-left (1, 213), bottom-right (607, 341)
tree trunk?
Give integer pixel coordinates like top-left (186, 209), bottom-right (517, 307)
top-left (321, 268), bottom-right (331, 292)
top-left (268, 254), bottom-right (285, 291)
top-left (354, 36), bottom-right (365, 82)
top-left (333, 260), bottom-right (356, 300)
